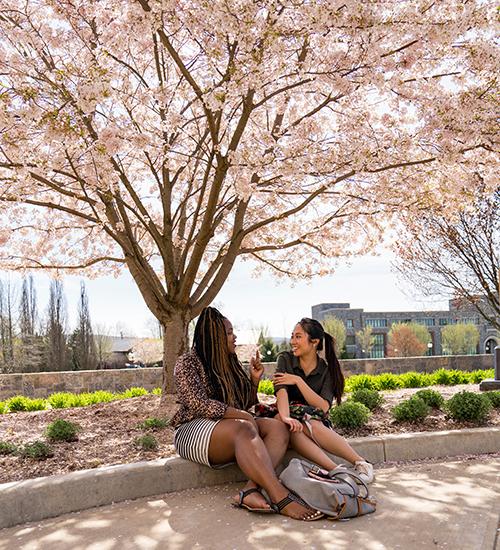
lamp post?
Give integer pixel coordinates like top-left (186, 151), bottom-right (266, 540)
top-left (427, 342), bottom-right (433, 356)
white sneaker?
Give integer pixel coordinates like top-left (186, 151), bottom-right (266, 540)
top-left (354, 460), bottom-right (374, 484)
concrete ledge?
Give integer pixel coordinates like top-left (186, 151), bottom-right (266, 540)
top-left (1, 427), bottom-right (499, 530)
top-left (479, 378), bottom-right (500, 391)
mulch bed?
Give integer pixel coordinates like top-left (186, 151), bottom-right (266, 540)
top-left (0, 385), bottom-right (498, 484)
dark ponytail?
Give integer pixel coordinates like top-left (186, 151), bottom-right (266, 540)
top-left (298, 318), bottom-right (345, 406)
top-left (323, 332), bottom-right (345, 405)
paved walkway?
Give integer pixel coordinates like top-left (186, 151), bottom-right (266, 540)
top-left (0, 456), bottom-right (498, 550)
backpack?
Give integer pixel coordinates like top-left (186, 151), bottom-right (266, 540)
top-left (279, 458), bottom-right (377, 520)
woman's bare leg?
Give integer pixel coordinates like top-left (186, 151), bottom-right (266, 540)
top-left (208, 418), bottom-right (318, 520)
top-left (307, 420), bottom-right (364, 465)
top-left (289, 430), bottom-right (338, 471)
top-left (232, 417), bottom-right (289, 510)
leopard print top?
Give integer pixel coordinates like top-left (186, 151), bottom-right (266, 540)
top-left (170, 350), bottom-right (257, 428)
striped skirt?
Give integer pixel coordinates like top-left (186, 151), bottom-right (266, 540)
top-left (174, 417), bottom-right (221, 467)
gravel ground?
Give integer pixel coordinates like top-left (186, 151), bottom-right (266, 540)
top-left (0, 384), bottom-right (498, 483)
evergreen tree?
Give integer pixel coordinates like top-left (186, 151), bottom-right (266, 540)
top-left (45, 279), bottom-right (68, 371)
top-left (69, 282), bottom-right (97, 370)
top-left (257, 330), bottom-right (278, 363)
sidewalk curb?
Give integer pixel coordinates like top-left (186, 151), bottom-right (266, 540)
top-left (1, 426), bottom-right (499, 530)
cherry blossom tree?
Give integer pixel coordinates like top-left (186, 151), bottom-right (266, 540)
top-left (0, 1), bottom-right (497, 390)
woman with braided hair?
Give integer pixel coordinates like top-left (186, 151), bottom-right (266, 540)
top-left (272, 318), bottom-right (374, 483)
top-left (170, 306), bottom-right (323, 521)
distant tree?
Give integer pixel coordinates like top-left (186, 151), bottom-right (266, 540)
top-left (257, 330), bottom-right (278, 363)
top-left (45, 279), bottom-right (68, 371)
top-left (356, 326), bottom-right (375, 358)
top-left (396, 187), bottom-right (499, 331)
top-left (0, 278), bottom-right (16, 373)
top-left (387, 323), bottom-right (430, 358)
top-left (69, 282), bottom-right (97, 370)
top-left (19, 276), bottom-right (37, 337)
top-left (277, 338), bottom-right (290, 354)
top-left (441, 323), bottom-right (480, 355)
top-left (94, 323), bottom-right (113, 369)
top-left (321, 317), bottom-right (346, 356)
top-left (18, 275), bottom-right (44, 372)
top-left (133, 338), bottom-right (163, 366)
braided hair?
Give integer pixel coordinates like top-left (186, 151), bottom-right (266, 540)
top-left (298, 317), bottom-right (345, 405)
top-left (193, 307), bottom-right (255, 410)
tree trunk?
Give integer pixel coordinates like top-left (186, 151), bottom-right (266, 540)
top-left (162, 309), bottom-right (190, 395)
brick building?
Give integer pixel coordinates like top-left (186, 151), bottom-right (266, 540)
top-left (312, 298), bottom-right (499, 358)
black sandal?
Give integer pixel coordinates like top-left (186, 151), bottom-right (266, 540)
top-left (273, 493), bottom-right (324, 521)
top-left (232, 487), bottom-right (276, 514)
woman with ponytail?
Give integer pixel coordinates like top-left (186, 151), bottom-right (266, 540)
top-left (273, 318), bottom-right (374, 483)
top-left (170, 307), bottom-right (323, 521)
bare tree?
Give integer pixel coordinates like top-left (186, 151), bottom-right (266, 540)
top-left (0, 278), bottom-right (16, 372)
top-left (45, 279), bottom-right (68, 371)
top-left (94, 323), bottom-right (113, 370)
top-left (18, 275), bottom-right (44, 372)
top-left (396, 187), bottom-right (499, 331)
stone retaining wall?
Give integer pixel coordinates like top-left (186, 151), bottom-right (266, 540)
top-left (0, 354), bottom-right (494, 400)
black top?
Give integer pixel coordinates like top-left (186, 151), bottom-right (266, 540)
top-left (274, 351), bottom-right (334, 406)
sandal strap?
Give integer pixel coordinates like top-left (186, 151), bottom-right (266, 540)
top-left (238, 487), bottom-right (262, 505)
top-left (274, 494), bottom-right (295, 512)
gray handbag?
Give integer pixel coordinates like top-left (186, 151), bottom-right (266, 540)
top-left (279, 458), bottom-right (377, 520)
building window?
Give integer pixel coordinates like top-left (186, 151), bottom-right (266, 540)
top-left (439, 318), bottom-right (450, 326)
top-left (346, 319), bottom-right (353, 328)
top-left (459, 317), bottom-right (480, 325)
top-left (415, 318), bottom-right (435, 326)
top-left (369, 334), bottom-right (385, 358)
top-left (346, 335), bottom-right (355, 346)
top-left (365, 318), bottom-right (388, 328)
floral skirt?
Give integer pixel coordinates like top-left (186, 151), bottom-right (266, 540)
top-left (254, 402), bottom-right (332, 428)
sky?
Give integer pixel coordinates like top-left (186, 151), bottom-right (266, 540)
top-left (1, 249), bottom-right (450, 344)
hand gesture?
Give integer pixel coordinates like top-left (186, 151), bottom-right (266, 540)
top-left (250, 348), bottom-right (264, 385)
top-left (273, 372), bottom-right (299, 386)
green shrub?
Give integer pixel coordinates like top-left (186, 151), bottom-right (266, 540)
top-left (258, 379), bottom-right (275, 395)
top-left (137, 417), bottom-right (168, 431)
top-left (45, 419), bottom-right (82, 442)
top-left (483, 391), bottom-right (500, 409)
top-left (350, 388), bottom-right (384, 411)
top-left (48, 392), bottom-right (80, 408)
top-left (19, 440), bottom-right (54, 460)
top-left (24, 398), bottom-right (49, 412)
top-left (119, 387), bottom-right (149, 399)
top-left (0, 401), bottom-right (7, 414)
top-left (446, 370), bottom-right (469, 385)
top-left (330, 402), bottom-right (370, 429)
top-left (398, 372), bottom-right (428, 388)
top-left (6, 395), bottom-right (31, 412)
top-left (84, 391), bottom-right (116, 404)
top-left (414, 389), bottom-right (445, 409)
top-left (151, 387), bottom-right (162, 396)
top-left (345, 374), bottom-right (377, 392)
top-left (0, 441), bottom-right (17, 455)
top-left (374, 373), bottom-right (401, 391)
top-left (392, 396), bottom-right (430, 423)
top-left (134, 434), bottom-right (158, 451)
top-left (75, 390), bottom-right (116, 407)
top-left (432, 369), bottom-right (452, 385)
top-left (468, 369), bottom-right (494, 384)
top-left (445, 391), bottom-right (491, 423)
